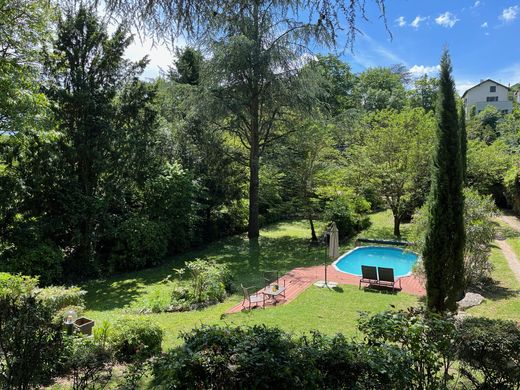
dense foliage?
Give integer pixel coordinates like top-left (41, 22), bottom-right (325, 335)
top-left (412, 189), bottom-right (497, 287)
top-left (110, 319), bottom-right (164, 363)
top-left (151, 310), bottom-right (520, 389)
top-left (1, 1), bottom-right (519, 287)
top-left (0, 273), bottom-right (63, 388)
top-left (457, 317), bottom-right (520, 388)
top-left (151, 324), bottom-right (414, 389)
top-left (171, 259), bottom-right (233, 310)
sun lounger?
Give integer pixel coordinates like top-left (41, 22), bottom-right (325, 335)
top-left (376, 267), bottom-right (402, 291)
top-left (359, 265), bottom-right (379, 289)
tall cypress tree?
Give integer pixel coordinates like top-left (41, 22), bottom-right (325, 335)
top-left (459, 105), bottom-right (468, 184)
top-left (423, 50), bottom-right (465, 312)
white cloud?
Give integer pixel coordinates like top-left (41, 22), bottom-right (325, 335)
top-left (480, 21), bottom-right (488, 27)
top-left (125, 37), bottom-right (177, 79)
top-left (409, 65), bottom-right (441, 78)
top-left (349, 33), bottom-right (407, 69)
top-left (106, 15), bottom-right (183, 80)
top-left (500, 5), bottom-right (519, 22)
top-left (455, 79), bottom-right (477, 95)
top-left (435, 12), bottom-right (460, 28)
top-left (410, 15), bottom-right (427, 28)
top-left (395, 16), bottom-right (406, 27)
top-left (472, 1), bottom-right (481, 8)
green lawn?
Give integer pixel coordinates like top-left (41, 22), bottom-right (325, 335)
top-left (466, 245), bottom-right (520, 322)
top-left (83, 211), bottom-right (419, 349)
top-left (82, 210), bottom-right (520, 350)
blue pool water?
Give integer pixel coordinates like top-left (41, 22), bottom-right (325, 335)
top-left (333, 246), bottom-right (418, 277)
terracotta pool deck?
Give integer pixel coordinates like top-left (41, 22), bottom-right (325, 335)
top-left (227, 265), bottom-right (425, 314)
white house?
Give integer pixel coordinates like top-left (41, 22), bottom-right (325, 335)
top-left (462, 79), bottom-right (512, 117)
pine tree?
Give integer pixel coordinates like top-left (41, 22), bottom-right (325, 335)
top-left (423, 50), bottom-right (465, 312)
top-left (459, 105), bottom-right (468, 183)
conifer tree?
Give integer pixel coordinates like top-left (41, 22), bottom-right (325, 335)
top-left (423, 50), bottom-right (465, 312)
top-left (459, 105), bottom-right (468, 183)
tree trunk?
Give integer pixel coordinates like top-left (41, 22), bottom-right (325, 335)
top-left (248, 127), bottom-right (260, 239)
top-left (393, 214), bottom-right (401, 237)
top-left (309, 216), bottom-right (318, 242)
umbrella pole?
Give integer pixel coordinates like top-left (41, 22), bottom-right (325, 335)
top-left (325, 263), bottom-right (328, 287)
top-left (324, 242), bottom-right (328, 287)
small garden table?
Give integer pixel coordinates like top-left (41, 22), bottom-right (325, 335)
top-left (262, 286), bottom-right (286, 304)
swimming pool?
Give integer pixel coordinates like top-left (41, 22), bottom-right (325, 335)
top-left (333, 246), bottom-right (418, 277)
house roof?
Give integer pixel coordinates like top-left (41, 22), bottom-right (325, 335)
top-left (462, 79), bottom-right (510, 98)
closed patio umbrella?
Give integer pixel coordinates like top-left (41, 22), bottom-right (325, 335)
top-left (315, 222), bottom-right (339, 289)
top-left (328, 222), bottom-right (339, 261)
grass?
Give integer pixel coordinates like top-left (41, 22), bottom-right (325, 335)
top-left (466, 245), bottom-right (520, 322)
top-left (83, 211), bottom-right (418, 349)
top-left (360, 210), bottom-right (412, 241)
top-left (82, 210), bottom-right (520, 350)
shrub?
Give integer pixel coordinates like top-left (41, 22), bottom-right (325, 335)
top-left (323, 193), bottom-right (370, 239)
top-left (0, 273), bottom-right (64, 388)
top-left (110, 319), bottom-right (163, 363)
top-left (411, 188), bottom-right (497, 287)
top-left (301, 331), bottom-right (413, 388)
top-left (36, 285), bottom-right (86, 321)
top-left (358, 307), bottom-right (457, 389)
top-left (2, 241), bottom-right (64, 286)
top-left (504, 164), bottom-right (520, 216)
top-left (63, 335), bottom-right (113, 390)
top-left (145, 163), bottom-right (196, 253)
top-left (457, 317), bottom-right (520, 388)
top-left (109, 215), bottom-right (169, 272)
top-left (151, 325), bottom-right (308, 389)
top-left (151, 325), bottom-right (415, 389)
top-left (171, 259), bottom-right (233, 310)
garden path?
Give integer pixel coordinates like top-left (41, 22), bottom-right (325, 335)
top-left (495, 240), bottom-right (520, 283)
top-left (497, 214), bottom-right (520, 283)
top-left (499, 214), bottom-right (520, 232)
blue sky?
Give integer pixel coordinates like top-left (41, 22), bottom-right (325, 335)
top-left (123, 1), bottom-right (520, 94)
top-left (339, 0), bottom-right (520, 93)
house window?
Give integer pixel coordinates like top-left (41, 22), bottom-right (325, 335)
top-left (486, 96), bottom-right (498, 102)
top-left (490, 85), bottom-right (496, 92)
top-left (501, 109), bottom-right (509, 114)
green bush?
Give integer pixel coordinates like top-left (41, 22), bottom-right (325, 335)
top-left (145, 163), bottom-right (196, 253)
top-left (151, 325), bottom-right (308, 389)
top-left (457, 317), bottom-right (520, 388)
top-left (504, 165), bottom-right (520, 216)
top-left (0, 273), bottom-right (64, 388)
top-left (36, 285), bottom-right (86, 320)
top-left (109, 215), bottom-right (169, 272)
top-left (151, 325), bottom-right (414, 389)
top-left (2, 241), bottom-right (64, 286)
top-left (358, 307), bottom-right (457, 389)
top-left (411, 188), bottom-right (497, 287)
top-left (323, 195), bottom-right (370, 239)
top-left (110, 319), bottom-right (163, 363)
top-left (171, 259), bottom-right (233, 310)
top-left (301, 332), bottom-right (413, 388)
top-left (63, 335), bottom-right (114, 389)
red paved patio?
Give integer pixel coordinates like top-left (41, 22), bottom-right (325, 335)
top-left (226, 265), bottom-right (425, 314)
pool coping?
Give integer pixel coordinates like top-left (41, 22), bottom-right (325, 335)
top-left (332, 245), bottom-right (419, 278)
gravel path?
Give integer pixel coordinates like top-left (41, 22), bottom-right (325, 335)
top-left (499, 214), bottom-right (520, 233)
top-left (496, 214), bottom-right (520, 283)
top-left (494, 239), bottom-right (520, 284)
